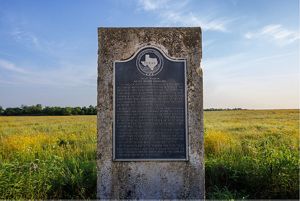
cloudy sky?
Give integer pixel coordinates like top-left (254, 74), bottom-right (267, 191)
top-left (0, 0), bottom-right (299, 109)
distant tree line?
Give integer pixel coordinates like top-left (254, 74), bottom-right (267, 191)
top-left (0, 104), bottom-right (97, 116)
top-left (204, 108), bottom-right (244, 111)
top-left (0, 105), bottom-right (245, 116)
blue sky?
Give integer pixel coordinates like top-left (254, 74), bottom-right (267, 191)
top-left (0, 0), bottom-right (299, 109)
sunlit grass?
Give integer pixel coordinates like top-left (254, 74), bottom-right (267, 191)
top-left (0, 116), bottom-right (96, 199)
top-left (0, 110), bottom-right (299, 199)
top-left (204, 110), bottom-right (299, 199)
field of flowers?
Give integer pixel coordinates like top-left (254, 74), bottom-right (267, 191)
top-left (0, 110), bottom-right (299, 199)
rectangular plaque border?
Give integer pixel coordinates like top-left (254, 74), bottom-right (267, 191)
top-left (112, 48), bottom-right (188, 161)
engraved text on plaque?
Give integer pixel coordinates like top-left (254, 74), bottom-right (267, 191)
top-left (114, 46), bottom-right (187, 160)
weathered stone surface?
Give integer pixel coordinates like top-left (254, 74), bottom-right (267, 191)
top-left (97, 27), bottom-right (204, 199)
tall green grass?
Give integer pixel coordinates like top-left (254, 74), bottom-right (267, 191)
top-left (0, 116), bottom-right (96, 199)
top-left (205, 110), bottom-right (299, 199)
top-left (0, 110), bottom-right (299, 199)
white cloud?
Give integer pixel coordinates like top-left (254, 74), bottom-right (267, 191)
top-left (3, 24), bottom-right (94, 87)
top-left (0, 58), bottom-right (96, 87)
top-left (161, 11), bottom-right (231, 32)
top-left (138, 0), bottom-right (232, 32)
top-left (0, 59), bottom-right (27, 73)
top-left (138, 0), bottom-right (170, 11)
top-left (10, 27), bottom-right (70, 58)
top-left (11, 28), bottom-right (41, 48)
top-left (245, 24), bottom-right (300, 45)
top-left (203, 51), bottom-right (299, 109)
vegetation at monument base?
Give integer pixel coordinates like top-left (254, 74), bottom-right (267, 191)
top-left (0, 110), bottom-right (299, 199)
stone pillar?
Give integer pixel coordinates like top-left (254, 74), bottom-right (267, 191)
top-left (97, 27), bottom-right (204, 199)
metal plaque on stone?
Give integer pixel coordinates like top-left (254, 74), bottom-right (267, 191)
top-left (113, 46), bottom-right (188, 161)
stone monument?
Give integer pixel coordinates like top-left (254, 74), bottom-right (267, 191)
top-left (97, 27), bottom-right (204, 199)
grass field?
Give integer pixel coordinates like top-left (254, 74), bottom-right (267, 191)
top-left (0, 110), bottom-right (299, 199)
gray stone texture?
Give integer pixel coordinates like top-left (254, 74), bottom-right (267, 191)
top-left (97, 27), bottom-right (204, 199)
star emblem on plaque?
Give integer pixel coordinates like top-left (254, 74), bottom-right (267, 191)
top-left (136, 48), bottom-right (164, 76)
